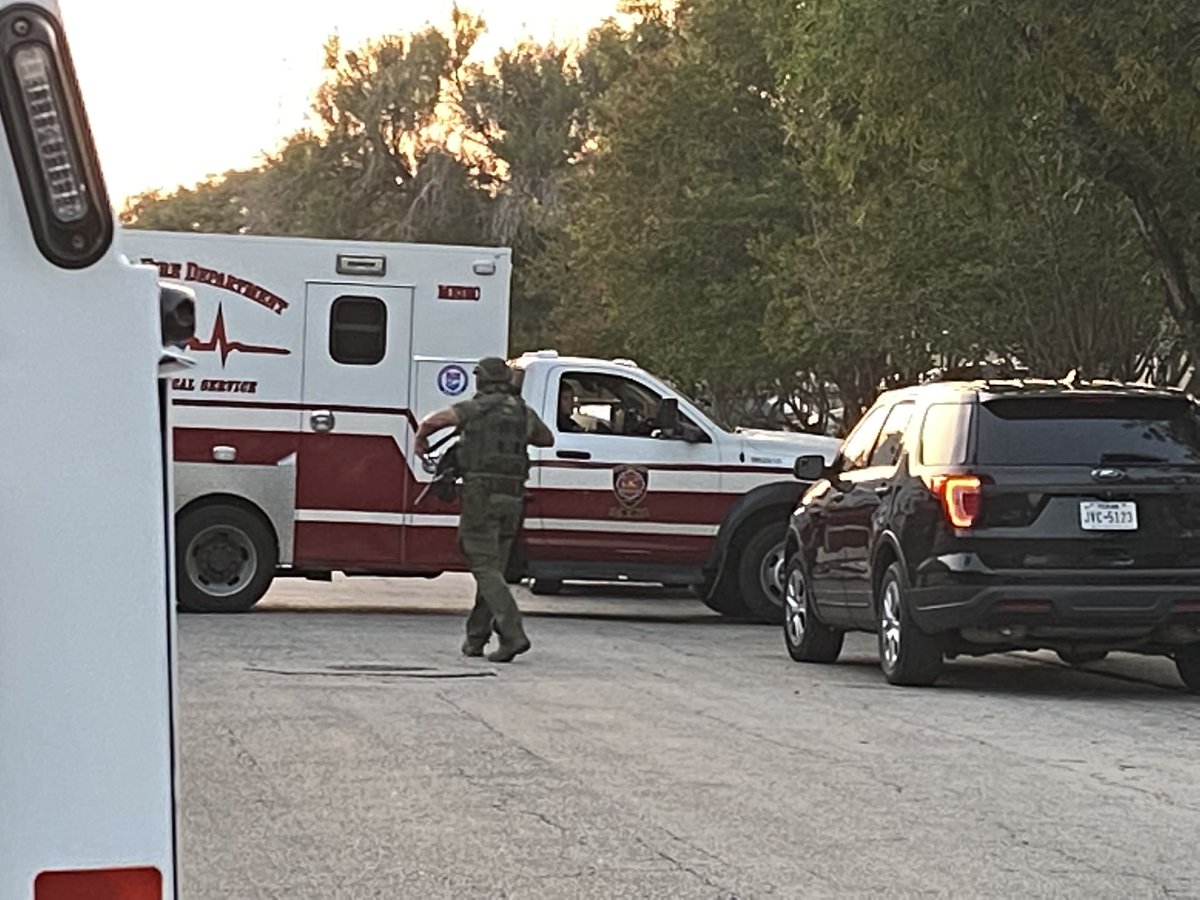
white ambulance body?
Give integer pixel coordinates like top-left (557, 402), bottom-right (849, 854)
top-left (120, 229), bottom-right (513, 611)
top-left (121, 230), bottom-right (840, 623)
top-left (1, 2), bottom-right (182, 898)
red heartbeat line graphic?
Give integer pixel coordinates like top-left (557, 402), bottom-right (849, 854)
top-left (187, 304), bottom-right (291, 368)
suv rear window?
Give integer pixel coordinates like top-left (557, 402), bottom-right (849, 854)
top-left (977, 395), bottom-right (1200, 466)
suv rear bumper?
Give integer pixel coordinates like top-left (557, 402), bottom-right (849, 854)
top-left (910, 556), bottom-right (1200, 637)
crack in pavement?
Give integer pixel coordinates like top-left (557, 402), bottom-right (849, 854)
top-left (435, 692), bottom-right (555, 768)
top-left (516, 808), bottom-right (569, 836)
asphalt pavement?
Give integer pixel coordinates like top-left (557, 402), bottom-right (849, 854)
top-left (178, 575), bottom-right (1200, 899)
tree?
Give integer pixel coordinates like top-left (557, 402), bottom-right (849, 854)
top-left (763, 0), bottom-right (1200, 361)
top-left (457, 41), bottom-right (592, 351)
top-left (547, 0), bottom-right (819, 425)
top-left (124, 9), bottom-right (494, 247)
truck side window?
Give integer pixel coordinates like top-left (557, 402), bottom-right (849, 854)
top-left (330, 296), bottom-right (386, 365)
top-left (563, 371), bottom-right (695, 438)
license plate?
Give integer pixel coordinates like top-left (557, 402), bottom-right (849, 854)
top-left (1079, 501), bottom-right (1138, 531)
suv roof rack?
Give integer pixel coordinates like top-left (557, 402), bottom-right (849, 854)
top-left (923, 365), bottom-right (1190, 397)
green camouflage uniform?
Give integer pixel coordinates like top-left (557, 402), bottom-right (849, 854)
top-left (453, 388), bottom-right (546, 652)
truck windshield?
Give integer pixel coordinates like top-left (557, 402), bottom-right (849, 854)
top-left (666, 382), bottom-right (729, 432)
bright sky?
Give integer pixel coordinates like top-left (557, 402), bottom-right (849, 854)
top-left (61, 0), bottom-right (622, 205)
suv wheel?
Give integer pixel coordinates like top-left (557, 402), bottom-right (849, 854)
top-left (877, 562), bottom-right (943, 686)
top-left (782, 553), bottom-right (843, 663)
top-left (1175, 645), bottom-right (1200, 693)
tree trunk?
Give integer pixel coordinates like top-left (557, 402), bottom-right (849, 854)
top-left (1109, 165), bottom-right (1200, 359)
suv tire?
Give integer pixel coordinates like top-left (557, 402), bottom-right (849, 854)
top-left (782, 553), bottom-right (843, 663)
top-left (1175, 644), bottom-right (1200, 693)
top-left (877, 562), bottom-right (943, 686)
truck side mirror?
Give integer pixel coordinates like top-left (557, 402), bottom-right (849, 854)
top-left (793, 454), bottom-right (827, 482)
top-left (656, 398), bottom-right (682, 438)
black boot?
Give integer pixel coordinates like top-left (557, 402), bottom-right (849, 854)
top-left (487, 635), bottom-right (531, 663)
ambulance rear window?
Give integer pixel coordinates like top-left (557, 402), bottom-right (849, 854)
top-left (330, 296), bottom-right (387, 365)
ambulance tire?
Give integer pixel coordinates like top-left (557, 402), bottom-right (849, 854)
top-left (176, 503), bottom-right (277, 613)
top-left (737, 523), bottom-right (788, 624)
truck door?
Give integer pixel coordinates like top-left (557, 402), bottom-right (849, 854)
top-left (527, 365), bottom-right (723, 578)
top-left (295, 282), bottom-right (415, 567)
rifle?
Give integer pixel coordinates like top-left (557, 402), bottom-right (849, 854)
top-left (415, 429), bottom-right (462, 506)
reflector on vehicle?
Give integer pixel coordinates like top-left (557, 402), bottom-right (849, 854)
top-left (35, 867), bottom-right (162, 900)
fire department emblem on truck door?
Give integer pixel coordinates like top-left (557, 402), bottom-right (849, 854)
top-left (613, 465), bottom-right (649, 508)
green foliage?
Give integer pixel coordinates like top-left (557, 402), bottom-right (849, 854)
top-left (763, 0), bottom-right (1200, 366)
top-left (120, 0), bottom-right (1200, 429)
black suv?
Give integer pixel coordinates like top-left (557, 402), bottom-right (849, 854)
top-left (784, 379), bottom-right (1200, 689)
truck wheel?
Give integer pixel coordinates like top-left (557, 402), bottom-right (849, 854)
top-left (176, 503), bottom-right (277, 613)
top-left (697, 578), bottom-right (752, 618)
top-left (877, 562), bottom-right (943, 686)
top-left (736, 523), bottom-right (788, 624)
top-left (1175, 645), bottom-right (1200, 693)
top-left (530, 578), bottom-right (562, 596)
top-left (503, 546), bottom-right (526, 585)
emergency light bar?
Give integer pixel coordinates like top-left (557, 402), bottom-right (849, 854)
top-left (13, 43), bottom-right (85, 221)
top-left (0, 4), bottom-right (111, 268)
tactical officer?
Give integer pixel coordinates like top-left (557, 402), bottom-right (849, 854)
top-left (415, 357), bottom-right (554, 662)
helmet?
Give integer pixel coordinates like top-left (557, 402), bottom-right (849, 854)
top-left (474, 356), bottom-right (512, 387)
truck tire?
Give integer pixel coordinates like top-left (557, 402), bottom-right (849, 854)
top-left (503, 545), bottom-right (526, 585)
top-left (1175, 645), bottom-right (1200, 693)
top-left (176, 503), bottom-right (277, 613)
top-left (695, 578), bottom-right (752, 618)
top-left (736, 523), bottom-right (788, 624)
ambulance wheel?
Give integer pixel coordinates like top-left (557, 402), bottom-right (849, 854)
top-left (737, 523), bottom-right (788, 624)
top-left (177, 503), bottom-right (277, 613)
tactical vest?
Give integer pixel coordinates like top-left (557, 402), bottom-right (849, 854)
top-left (457, 392), bottom-right (531, 489)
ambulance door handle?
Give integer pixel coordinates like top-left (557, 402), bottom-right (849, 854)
top-left (556, 450), bottom-right (591, 461)
top-left (311, 410), bottom-right (336, 433)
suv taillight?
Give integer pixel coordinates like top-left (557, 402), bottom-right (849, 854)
top-left (929, 474), bottom-right (982, 528)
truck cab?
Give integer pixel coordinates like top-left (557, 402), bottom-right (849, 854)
top-left (510, 352), bottom-right (841, 621)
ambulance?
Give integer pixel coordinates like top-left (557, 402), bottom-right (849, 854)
top-left (0, 2), bottom-right (186, 897)
top-left (121, 229), bottom-right (840, 624)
